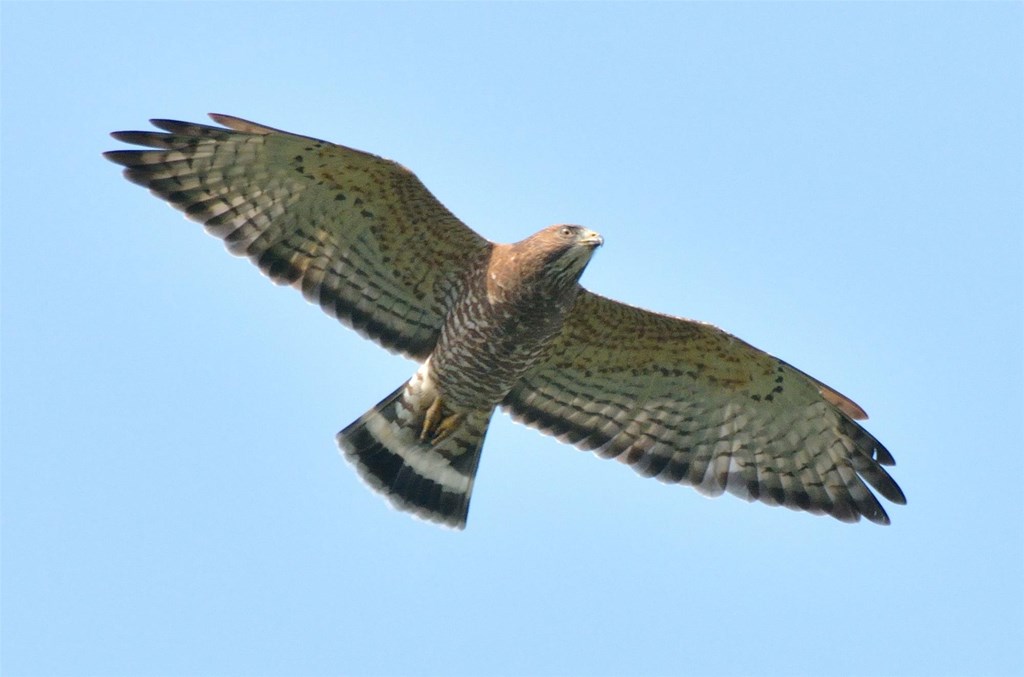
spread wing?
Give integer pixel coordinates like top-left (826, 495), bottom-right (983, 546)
top-left (502, 291), bottom-right (906, 524)
top-left (105, 114), bottom-right (491, 360)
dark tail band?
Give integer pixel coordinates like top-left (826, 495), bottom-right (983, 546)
top-left (336, 384), bottom-right (492, 529)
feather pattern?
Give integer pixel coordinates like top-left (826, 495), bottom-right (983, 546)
top-left (503, 291), bottom-right (905, 524)
top-left (106, 115), bottom-right (905, 527)
top-left (105, 115), bottom-right (490, 360)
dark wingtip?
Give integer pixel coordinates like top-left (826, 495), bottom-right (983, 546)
top-left (149, 118), bottom-right (192, 133)
top-left (102, 149), bottom-right (137, 167)
top-left (867, 508), bottom-right (892, 526)
top-left (888, 485), bottom-right (908, 506)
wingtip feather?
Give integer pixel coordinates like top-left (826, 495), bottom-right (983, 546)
top-left (208, 113), bottom-right (277, 135)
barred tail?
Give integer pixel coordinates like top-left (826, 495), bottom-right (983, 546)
top-left (336, 382), bottom-right (492, 529)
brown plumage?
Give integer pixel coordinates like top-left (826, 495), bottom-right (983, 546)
top-left (336, 225), bottom-right (602, 526)
top-left (105, 114), bottom-right (906, 529)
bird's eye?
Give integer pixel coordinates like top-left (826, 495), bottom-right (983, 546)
top-left (560, 227), bottom-right (574, 238)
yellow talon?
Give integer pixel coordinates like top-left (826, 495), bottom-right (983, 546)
top-left (419, 397), bottom-right (465, 446)
top-left (420, 397), bottom-right (444, 442)
top-left (431, 412), bottom-right (465, 446)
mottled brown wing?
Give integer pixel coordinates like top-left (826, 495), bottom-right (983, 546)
top-left (105, 114), bottom-right (491, 360)
top-left (502, 291), bottom-right (906, 524)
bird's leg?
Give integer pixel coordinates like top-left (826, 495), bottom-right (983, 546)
top-left (419, 396), bottom-right (466, 446)
top-left (431, 412), bottom-right (465, 446)
top-left (420, 397), bottom-right (444, 442)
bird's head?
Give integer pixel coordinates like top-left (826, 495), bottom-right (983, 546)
top-left (520, 224), bottom-right (604, 286)
top-left (489, 225), bottom-right (603, 301)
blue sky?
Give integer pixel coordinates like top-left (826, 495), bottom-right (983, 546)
top-left (3, 3), bottom-right (1022, 676)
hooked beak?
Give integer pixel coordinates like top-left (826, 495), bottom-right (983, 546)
top-left (579, 229), bottom-right (604, 248)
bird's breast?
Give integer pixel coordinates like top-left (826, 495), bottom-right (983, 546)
top-left (429, 286), bottom-right (575, 410)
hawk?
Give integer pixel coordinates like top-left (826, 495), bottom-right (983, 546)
top-left (105, 114), bottom-right (906, 529)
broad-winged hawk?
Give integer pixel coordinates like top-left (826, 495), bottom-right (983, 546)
top-left (105, 115), bottom-right (906, 528)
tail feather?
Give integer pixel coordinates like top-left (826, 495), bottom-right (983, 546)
top-left (337, 383), bottom-right (492, 529)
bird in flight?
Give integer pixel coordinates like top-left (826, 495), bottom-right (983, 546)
top-left (105, 114), bottom-right (905, 529)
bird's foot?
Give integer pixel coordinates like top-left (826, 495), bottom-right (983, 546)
top-left (431, 412), bottom-right (465, 445)
top-left (419, 397), bottom-right (465, 446)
